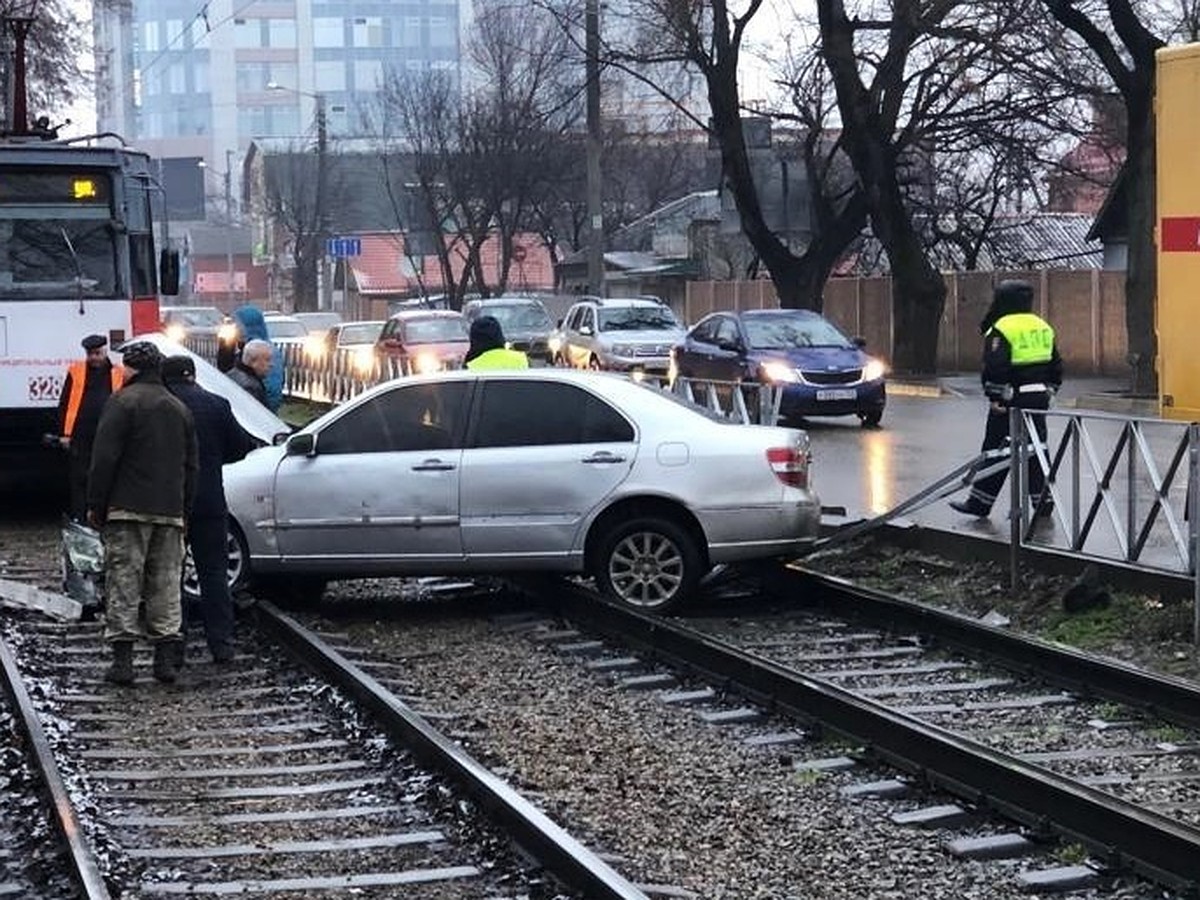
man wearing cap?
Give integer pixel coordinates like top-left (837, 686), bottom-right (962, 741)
top-left (162, 355), bottom-right (254, 664)
top-left (56, 334), bottom-right (124, 521)
top-left (87, 341), bottom-right (198, 685)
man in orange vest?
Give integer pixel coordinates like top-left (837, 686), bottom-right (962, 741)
top-left (57, 334), bottom-right (124, 521)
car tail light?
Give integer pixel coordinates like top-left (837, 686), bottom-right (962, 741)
top-left (766, 445), bottom-right (809, 489)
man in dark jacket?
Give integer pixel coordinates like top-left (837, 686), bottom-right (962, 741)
top-left (950, 280), bottom-right (1063, 519)
top-left (163, 356), bottom-right (254, 664)
top-left (57, 334), bottom-right (124, 521)
top-left (227, 338), bottom-right (272, 408)
top-left (87, 341), bottom-right (198, 685)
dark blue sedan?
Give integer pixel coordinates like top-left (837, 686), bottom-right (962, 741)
top-left (670, 309), bottom-right (887, 427)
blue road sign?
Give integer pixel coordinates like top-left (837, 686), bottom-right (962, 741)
top-left (326, 236), bottom-right (362, 258)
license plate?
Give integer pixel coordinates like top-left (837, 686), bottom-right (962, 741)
top-left (816, 388), bottom-right (857, 401)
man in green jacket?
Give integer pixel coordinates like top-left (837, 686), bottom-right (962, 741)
top-left (87, 341), bottom-right (198, 685)
top-left (464, 316), bottom-right (529, 370)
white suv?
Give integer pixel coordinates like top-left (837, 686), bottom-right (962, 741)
top-left (554, 297), bottom-right (686, 374)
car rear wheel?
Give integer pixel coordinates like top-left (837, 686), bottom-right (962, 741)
top-left (182, 521), bottom-right (247, 604)
top-left (594, 517), bottom-right (703, 613)
top-left (859, 409), bottom-right (884, 428)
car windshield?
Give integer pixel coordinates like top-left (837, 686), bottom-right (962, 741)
top-left (598, 306), bottom-right (680, 332)
top-left (745, 315), bottom-right (851, 350)
top-left (297, 313), bottom-right (340, 330)
top-left (482, 303), bottom-right (552, 332)
top-left (339, 322), bottom-right (383, 345)
top-left (404, 317), bottom-right (468, 343)
top-left (267, 319), bottom-right (308, 338)
top-left (167, 308), bottom-right (223, 327)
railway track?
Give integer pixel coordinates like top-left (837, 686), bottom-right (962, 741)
top-left (491, 564), bottom-right (1200, 895)
top-left (0, 588), bottom-right (652, 897)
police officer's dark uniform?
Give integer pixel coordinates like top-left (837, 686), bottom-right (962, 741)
top-left (950, 280), bottom-right (1063, 518)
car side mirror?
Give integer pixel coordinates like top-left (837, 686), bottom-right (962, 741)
top-left (716, 338), bottom-right (743, 352)
top-left (159, 248), bottom-right (180, 296)
top-left (272, 431), bottom-right (291, 446)
top-left (852, 336), bottom-right (867, 349)
top-left (285, 433), bottom-right (316, 457)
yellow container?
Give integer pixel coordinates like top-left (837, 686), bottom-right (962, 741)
top-left (1157, 44), bottom-right (1200, 420)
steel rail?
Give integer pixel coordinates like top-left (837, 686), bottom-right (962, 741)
top-left (0, 635), bottom-right (112, 899)
top-left (254, 601), bottom-right (650, 900)
top-left (784, 563), bottom-right (1200, 729)
top-left (545, 581), bottom-right (1200, 892)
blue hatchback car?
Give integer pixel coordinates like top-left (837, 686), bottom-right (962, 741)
top-left (670, 309), bottom-right (887, 427)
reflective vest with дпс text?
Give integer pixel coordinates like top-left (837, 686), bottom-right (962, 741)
top-left (63, 361), bottom-right (124, 437)
top-left (991, 312), bottom-right (1055, 366)
top-left (466, 347), bottom-right (530, 371)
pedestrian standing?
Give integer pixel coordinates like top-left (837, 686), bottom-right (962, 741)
top-left (950, 280), bottom-right (1063, 519)
top-left (162, 355), bottom-right (254, 664)
top-left (87, 341), bottom-right (198, 685)
top-left (217, 305), bottom-right (284, 411)
top-left (227, 338), bottom-right (272, 408)
top-left (57, 334), bottom-right (124, 521)
top-left (464, 316), bottom-right (529, 370)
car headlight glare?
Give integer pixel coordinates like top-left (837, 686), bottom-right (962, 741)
top-left (304, 335), bottom-right (326, 360)
top-left (611, 343), bottom-right (635, 357)
top-left (217, 323), bottom-right (238, 343)
top-left (548, 336), bottom-right (562, 353)
top-left (863, 358), bottom-right (887, 382)
top-left (352, 347), bottom-right (375, 374)
top-left (760, 360), bottom-right (799, 383)
top-left (414, 352), bottom-right (441, 374)
top-left (164, 323), bottom-right (186, 344)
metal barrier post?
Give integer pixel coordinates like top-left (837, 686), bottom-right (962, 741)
top-left (1127, 422), bottom-right (1137, 563)
top-left (1009, 405), bottom-right (1022, 595)
top-left (1190, 423), bottom-right (1200, 646)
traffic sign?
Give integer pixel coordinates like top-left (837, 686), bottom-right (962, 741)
top-left (326, 236), bottom-right (362, 258)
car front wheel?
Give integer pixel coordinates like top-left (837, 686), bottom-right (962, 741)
top-left (182, 520), bottom-right (247, 604)
top-left (594, 517), bottom-right (704, 613)
top-left (859, 409), bottom-right (884, 428)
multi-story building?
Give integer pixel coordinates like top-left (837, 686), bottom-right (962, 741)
top-left (94, 0), bottom-right (463, 182)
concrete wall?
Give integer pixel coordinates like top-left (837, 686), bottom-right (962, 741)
top-left (685, 270), bottom-right (1128, 376)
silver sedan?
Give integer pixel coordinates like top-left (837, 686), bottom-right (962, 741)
top-left (224, 368), bottom-right (821, 612)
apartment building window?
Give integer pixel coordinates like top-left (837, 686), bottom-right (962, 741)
top-left (313, 17), bottom-right (344, 48)
top-left (189, 18), bottom-right (210, 51)
top-left (169, 63), bottom-right (186, 94)
top-left (401, 17), bottom-right (422, 48)
top-left (352, 17), bottom-right (384, 47)
top-left (166, 19), bottom-right (185, 46)
top-left (236, 62), bottom-right (267, 92)
top-left (234, 19), bottom-right (261, 48)
top-left (315, 60), bottom-right (346, 92)
top-left (353, 59), bottom-right (383, 92)
top-left (193, 60), bottom-right (210, 94)
top-left (429, 17), bottom-right (455, 49)
top-left (268, 19), bottom-right (297, 48)
top-left (271, 106), bottom-right (300, 136)
top-left (141, 21), bottom-right (160, 53)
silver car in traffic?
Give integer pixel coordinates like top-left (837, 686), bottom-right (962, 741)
top-left (223, 368), bottom-right (821, 611)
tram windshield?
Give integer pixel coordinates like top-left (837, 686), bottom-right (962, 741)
top-left (0, 169), bottom-right (119, 300)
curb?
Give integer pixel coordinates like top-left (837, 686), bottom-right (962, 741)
top-left (888, 381), bottom-right (960, 399)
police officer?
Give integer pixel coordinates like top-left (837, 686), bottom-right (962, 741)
top-left (464, 316), bottom-right (529, 370)
top-left (57, 334), bottom-right (124, 521)
top-left (950, 280), bottom-right (1063, 518)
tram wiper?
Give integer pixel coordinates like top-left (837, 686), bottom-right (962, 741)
top-left (60, 227), bottom-right (86, 314)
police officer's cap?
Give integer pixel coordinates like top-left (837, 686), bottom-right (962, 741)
top-left (994, 279), bottom-right (1034, 308)
top-left (118, 340), bottom-right (164, 371)
top-left (81, 334), bottom-right (107, 351)
top-left (161, 355), bottom-right (196, 383)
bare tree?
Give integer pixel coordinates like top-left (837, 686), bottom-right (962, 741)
top-left (1, 0), bottom-right (88, 123)
top-left (1041, 0), bottom-right (1165, 393)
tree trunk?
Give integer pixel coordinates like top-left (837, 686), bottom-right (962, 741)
top-left (1123, 105), bottom-right (1157, 395)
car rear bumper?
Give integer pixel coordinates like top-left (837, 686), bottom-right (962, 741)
top-left (698, 499), bottom-right (822, 563)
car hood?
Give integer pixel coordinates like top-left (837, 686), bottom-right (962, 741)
top-left (751, 345), bottom-right (867, 372)
top-left (409, 340), bottom-right (468, 359)
top-left (129, 333), bottom-right (292, 444)
top-left (600, 327), bottom-right (686, 345)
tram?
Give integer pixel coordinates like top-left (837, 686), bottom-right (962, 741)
top-left (0, 23), bottom-right (180, 487)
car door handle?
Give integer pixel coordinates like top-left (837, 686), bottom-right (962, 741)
top-left (412, 460), bottom-right (456, 471)
top-left (581, 452), bottom-right (626, 464)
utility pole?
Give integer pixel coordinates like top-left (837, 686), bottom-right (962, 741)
top-left (315, 93), bottom-right (330, 312)
top-left (585, 0), bottom-right (603, 296)
top-left (2, 6), bottom-right (34, 136)
top-left (224, 148), bottom-right (235, 306)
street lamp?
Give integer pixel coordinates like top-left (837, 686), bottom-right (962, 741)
top-left (267, 81), bottom-right (330, 311)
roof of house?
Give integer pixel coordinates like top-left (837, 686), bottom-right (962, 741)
top-left (348, 231), bottom-right (556, 297)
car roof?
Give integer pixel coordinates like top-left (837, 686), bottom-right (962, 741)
top-left (388, 309), bottom-right (464, 320)
top-left (737, 308), bottom-right (823, 319)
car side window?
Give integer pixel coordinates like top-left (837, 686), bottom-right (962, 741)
top-left (317, 382), bottom-right (469, 454)
top-left (472, 381), bottom-right (634, 448)
top-left (580, 307), bottom-right (595, 333)
top-left (565, 306), bottom-right (582, 331)
top-left (691, 318), bottom-right (718, 344)
top-left (715, 318), bottom-right (741, 346)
